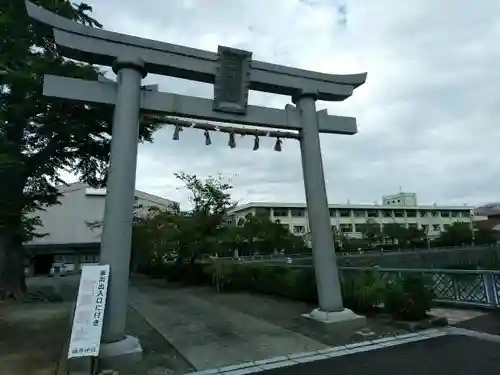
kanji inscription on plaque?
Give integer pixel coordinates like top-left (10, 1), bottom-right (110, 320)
top-left (213, 46), bottom-right (252, 114)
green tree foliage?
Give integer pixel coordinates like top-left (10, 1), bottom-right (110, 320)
top-left (130, 172), bottom-right (236, 268)
top-left (174, 172), bottom-right (235, 261)
top-left (361, 219), bottom-right (383, 246)
top-left (474, 228), bottom-right (499, 246)
top-left (132, 173), bottom-right (309, 270)
top-left (436, 221), bottom-right (473, 246)
top-left (236, 214), bottom-right (308, 255)
top-left (382, 223), bottom-right (406, 245)
top-left (0, 0), bottom-right (159, 299)
top-left (404, 226), bottom-right (426, 247)
top-left (332, 227), bottom-right (350, 251)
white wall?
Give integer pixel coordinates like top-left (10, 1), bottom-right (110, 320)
top-left (28, 183), bottom-right (103, 245)
top-left (27, 183), bottom-right (178, 246)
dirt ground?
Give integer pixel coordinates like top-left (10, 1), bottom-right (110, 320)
top-left (0, 301), bottom-right (72, 375)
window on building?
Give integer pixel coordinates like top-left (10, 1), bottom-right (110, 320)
top-left (339, 209), bottom-right (351, 217)
top-left (394, 210), bottom-right (405, 218)
top-left (255, 208), bottom-right (271, 216)
top-left (367, 210), bottom-right (379, 217)
top-left (340, 224), bottom-right (353, 233)
top-left (420, 211), bottom-right (429, 217)
top-left (331, 225), bottom-right (338, 233)
top-left (440, 211), bottom-right (450, 218)
top-left (329, 208), bottom-right (337, 217)
top-left (81, 254), bottom-right (95, 263)
top-left (433, 224), bottom-right (441, 231)
top-left (406, 210), bottom-right (417, 217)
top-left (293, 225), bottom-right (305, 234)
top-left (353, 210), bottom-right (365, 217)
top-left (451, 211), bottom-right (460, 217)
top-left (431, 211), bottom-right (439, 217)
top-left (381, 209), bottom-right (392, 217)
top-left (290, 208), bottom-right (305, 217)
top-left (461, 211), bottom-right (470, 218)
top-left (421, 224), bottom-right (429, 232)
top-left (273, 208), bottom-right (288, 217)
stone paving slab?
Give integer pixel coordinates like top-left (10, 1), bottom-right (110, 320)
top-left (129, 284), bottom-right (327, 371)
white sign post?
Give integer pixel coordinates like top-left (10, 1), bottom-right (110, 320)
top-left (68, 265), bottom-right (110, 358)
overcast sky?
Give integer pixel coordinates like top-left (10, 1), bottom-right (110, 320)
top-left (71, 0), bottom-right (500, 209)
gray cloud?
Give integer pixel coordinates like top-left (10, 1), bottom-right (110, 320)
top-left (75, 0), bottom-right (500, 209)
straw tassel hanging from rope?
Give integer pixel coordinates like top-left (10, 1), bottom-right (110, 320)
top-left (228, 132), bottom-right (236, 148)
top-left (253, 135), bottom-right (259, 151)
top-left (204, 130), bottom-right (211, 145)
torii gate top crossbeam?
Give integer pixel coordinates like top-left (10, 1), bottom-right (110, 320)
top-left (25, 1), bottom-right (366, 102)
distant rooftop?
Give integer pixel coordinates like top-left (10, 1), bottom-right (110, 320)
top-left (230, 192), bottom-right (474, 213)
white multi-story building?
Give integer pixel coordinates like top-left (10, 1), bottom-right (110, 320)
top-left (228, 192), bottom-right (477, 240)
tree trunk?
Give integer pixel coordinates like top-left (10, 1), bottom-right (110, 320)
top-left (0, 227), bottom-right (26, 300)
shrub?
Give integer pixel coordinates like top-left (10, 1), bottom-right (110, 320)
top-left (341, 270), bottom-right (385, 314)
top-left (384, 275), bottom-right (433, 321)
top-left (205, 262), bottom-right (317, 302)
top-left (291, 267), bottom-right (317, 303)
top-left (206, 259), bottom-right (234, 292)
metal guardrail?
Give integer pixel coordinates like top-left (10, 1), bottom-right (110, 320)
top-left (210, 255), bottom-right (500, 309)
top-left (339, 266), bottom-right (500, 309)
top-left (214, 245), bottom-right (498, 262)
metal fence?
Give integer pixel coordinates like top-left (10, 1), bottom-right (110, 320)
top-left (215, 245), bottom-right (498, 261)
top-left (339, 266), bottom-right (500, 309)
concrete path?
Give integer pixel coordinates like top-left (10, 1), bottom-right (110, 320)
top-left (129, 283), bottom-right (327, 371)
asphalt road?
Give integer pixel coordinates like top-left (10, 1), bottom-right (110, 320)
top-left (258, 335), bottom-right (500, 375)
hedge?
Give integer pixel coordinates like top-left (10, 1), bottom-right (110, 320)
top-left (141, 260), bottom-right (433, 321)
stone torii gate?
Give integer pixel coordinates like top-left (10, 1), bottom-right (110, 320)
top-left (25, 1), bottom-right (367, 364)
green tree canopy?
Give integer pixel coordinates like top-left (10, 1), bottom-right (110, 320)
top-left (0, 0), bottom-right (159, 299)
top-left (436, 221), bottom-right (473, 246)
top-left (130, 173), bottom-right (309, 269)
top-left (382, 223), bottom-right (406, 245)
top-left (360, 219), bottom-right (383, 246)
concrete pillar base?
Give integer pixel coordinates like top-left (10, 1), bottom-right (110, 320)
top-left (302, 308), bottom-right (366, 331)
top-left (99, 335), bottom-right (142, 371)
